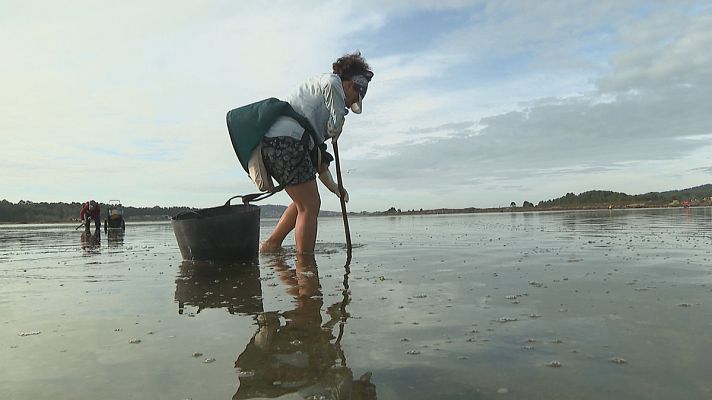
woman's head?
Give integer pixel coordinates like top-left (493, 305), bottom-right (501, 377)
top-left (333, 51), bottom-right (373, 114)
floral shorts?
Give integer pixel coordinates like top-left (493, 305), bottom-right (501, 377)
top-left (261, 136), bottom-right (316, 186)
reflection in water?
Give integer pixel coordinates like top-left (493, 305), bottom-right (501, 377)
top-left (106, 230), bottom-right (125, 248)
top-left (174, 261), bottom-right (263, 315)
top-left (234, 254), bottom-right (376, 400)
top-left (174, 255), bottom-right (376, 400)
top-left (80, 230), bottom-right (101, 255)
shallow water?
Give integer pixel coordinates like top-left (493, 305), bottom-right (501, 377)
top-left (2, 208), bottom-right (712, 399)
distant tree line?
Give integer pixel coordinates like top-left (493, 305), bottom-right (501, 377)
top-left (0, 200), bottom-right (194, 223)
top-left (370, 184), bottom-right (712, 216)
top-left (0, 200), bottom-right (335, 223)
top-left (3, 184), bottom-right (711, 222)
top-left (537, 190), bottom-right (635, 208)
top-left (536, 184), bottom-right (712, 208)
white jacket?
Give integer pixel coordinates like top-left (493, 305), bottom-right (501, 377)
top-left (265, 74), bottom-right (347, 146)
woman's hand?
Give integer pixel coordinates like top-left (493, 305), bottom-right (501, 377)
top-left (326, 125), bottom-right (342, 143)
top-left (340, 187), bottom-right (349, 202)
top-left (318, 169), bottom-right (348, 202)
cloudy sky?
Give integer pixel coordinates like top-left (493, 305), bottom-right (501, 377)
top-left (2, 1), bottom-right (711, 212)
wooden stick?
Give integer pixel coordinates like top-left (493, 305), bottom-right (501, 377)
top-left (332, 141), bottom-right (352, 252)
top-left (334, 250), bottom-right (352, 364)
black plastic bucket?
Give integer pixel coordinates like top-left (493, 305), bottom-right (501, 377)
top-left (171, 203), bottom-right (260, 262)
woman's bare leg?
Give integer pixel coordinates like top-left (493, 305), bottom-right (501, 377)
top-left (260, 180), bottom-right (320, 254)
top-left (286, 179), bottom-right (320, 254)
top-left (260, 203), bottom-right (298, 252)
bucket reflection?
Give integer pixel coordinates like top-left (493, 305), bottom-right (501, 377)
top-left (106, 229), bottom-right (125, 249)
top-left (174, 260), bottom-right (263, 315)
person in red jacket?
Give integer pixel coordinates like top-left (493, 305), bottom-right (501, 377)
top-left (80, 200), bottom-right (101, 231)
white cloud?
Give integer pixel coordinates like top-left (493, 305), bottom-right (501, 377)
top-left (601, 12), bottom-right (712, 92)
top-left (341, 2), bottom-right (712, 210)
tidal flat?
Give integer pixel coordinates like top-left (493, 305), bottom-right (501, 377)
top-left (2, 208), bottom-right (712, 399)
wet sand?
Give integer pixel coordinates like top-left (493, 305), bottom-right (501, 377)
top-left (2, 209), bottom-right (712, 399)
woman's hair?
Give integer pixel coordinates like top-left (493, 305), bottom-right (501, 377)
top-left (332, 51), bottom-right (373, 80)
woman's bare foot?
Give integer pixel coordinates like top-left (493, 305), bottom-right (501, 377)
top-left (259, 240), bottom-right (283, 253)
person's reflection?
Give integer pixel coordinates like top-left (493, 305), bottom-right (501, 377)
top-left (80, 229), bottom-right (101, 254)
top-left (233, 254), bottom-right (376, 400)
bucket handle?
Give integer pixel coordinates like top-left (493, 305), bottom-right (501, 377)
top-left (174, 210), bottom-right (203, 219)
top-left (225, 191), bottom-right (275, 206)
top-left (225, 195), bottom-right (241, 206)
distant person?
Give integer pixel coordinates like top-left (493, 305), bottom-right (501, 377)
top-left (80, 200), bottom-right (101, 231)
top-left (230, 52), bottom-right (373, 255)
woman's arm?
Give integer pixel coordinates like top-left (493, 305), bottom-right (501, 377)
top-left (322, 75), bottom-right (347, 141)
top-left (318, 163), bottom-right (348, 202)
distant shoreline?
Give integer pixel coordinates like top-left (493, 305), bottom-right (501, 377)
top-left (3, 184), bottom-right (710, 223)
top-left (352, 203), bottom-right (707, 217)
top-left (2, 203), bottom-right (707, 225)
